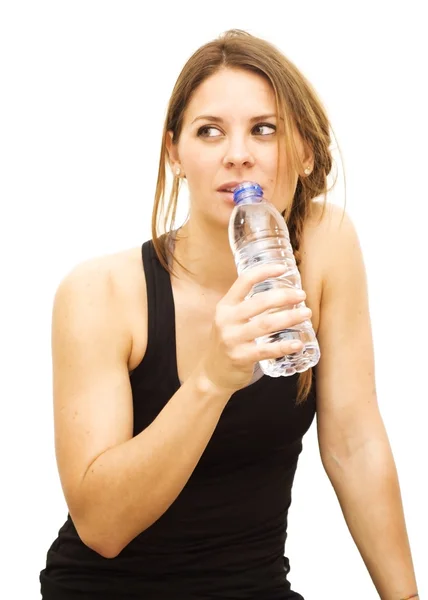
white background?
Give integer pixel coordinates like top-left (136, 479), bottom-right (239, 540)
top-left (1, 1), bottom-right (426, 598)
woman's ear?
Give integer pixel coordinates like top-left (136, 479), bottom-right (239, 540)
top-left (292, 125), bottom-right (314, 175)
top-left (300, 139), bottom-right (314, 174)
top-left (166, 130), bottom-right (180, 170)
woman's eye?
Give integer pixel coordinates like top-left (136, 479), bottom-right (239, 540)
top-left (197, 126), bottom-right (222, 138)
top-left (253, 123), bottom-right (276, 135)
top-left (197, 123), bottom-right (276, 138)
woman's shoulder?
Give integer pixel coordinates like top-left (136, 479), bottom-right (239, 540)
top-left (300, 200), bottom-right (360, 332)
top-left (56, 245), bottom-right (145, 303)
top-left (304, 198), bottom-right (351, 236)
top-left (53, 245), bottom-right (148, 371)
top-left (303, 199), bottom-right (358, 267)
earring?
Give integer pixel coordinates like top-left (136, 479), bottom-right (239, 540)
top-left (175, 167), bottom-right (181, 177)
top-left (304, 167), bottom-right (312, 175)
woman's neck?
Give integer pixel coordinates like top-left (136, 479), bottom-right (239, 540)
top-left (171, 219), bottom-right (238, 294)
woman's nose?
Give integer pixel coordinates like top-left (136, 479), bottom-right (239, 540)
top-left (222, 136), bottom-right (255, 168)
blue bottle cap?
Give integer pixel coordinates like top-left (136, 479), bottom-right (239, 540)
top-left (233, 182), bottom-right (263, 205)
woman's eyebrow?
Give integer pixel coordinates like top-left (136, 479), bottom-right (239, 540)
top-left (190, 113), bottom-right (277, 125)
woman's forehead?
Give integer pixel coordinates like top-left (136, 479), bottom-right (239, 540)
top-left (182, 68), bottom-right (276, 124)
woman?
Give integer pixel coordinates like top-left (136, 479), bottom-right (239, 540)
top-left (39, 29), bottom-right (418, 599)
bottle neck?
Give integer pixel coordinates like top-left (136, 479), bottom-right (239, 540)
top-left (235, 192), bottom-right (263, 205)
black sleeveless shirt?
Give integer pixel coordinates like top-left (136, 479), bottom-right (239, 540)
top-left (39, 240), bottom-right (316, 599)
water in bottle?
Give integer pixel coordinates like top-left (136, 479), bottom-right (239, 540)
top-left (228, 181), bottom-right (320, 377)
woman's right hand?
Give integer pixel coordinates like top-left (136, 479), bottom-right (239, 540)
top-left (196, 263), bottom-right (312, 394)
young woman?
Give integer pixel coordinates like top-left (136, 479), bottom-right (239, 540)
top-left (40, 29), bottom-right (418, 600)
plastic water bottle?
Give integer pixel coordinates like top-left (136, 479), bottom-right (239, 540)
top-left (228, 181), bottom-right (320, 377)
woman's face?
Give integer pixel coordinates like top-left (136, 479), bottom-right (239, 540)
top-left (168, 67), bottom-right (310, 227)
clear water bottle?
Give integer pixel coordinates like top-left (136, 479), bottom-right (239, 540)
top-left (228, 181), bottom-right (320, 377)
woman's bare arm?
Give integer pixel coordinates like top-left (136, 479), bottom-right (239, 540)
top-left (53, 259), bottom-right (230, 558)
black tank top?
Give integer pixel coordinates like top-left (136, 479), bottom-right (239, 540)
top-left (39, 239), bottom-right (316, 600)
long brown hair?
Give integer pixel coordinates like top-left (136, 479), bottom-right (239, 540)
top-left (151, 29), bottom-right (340, 403)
